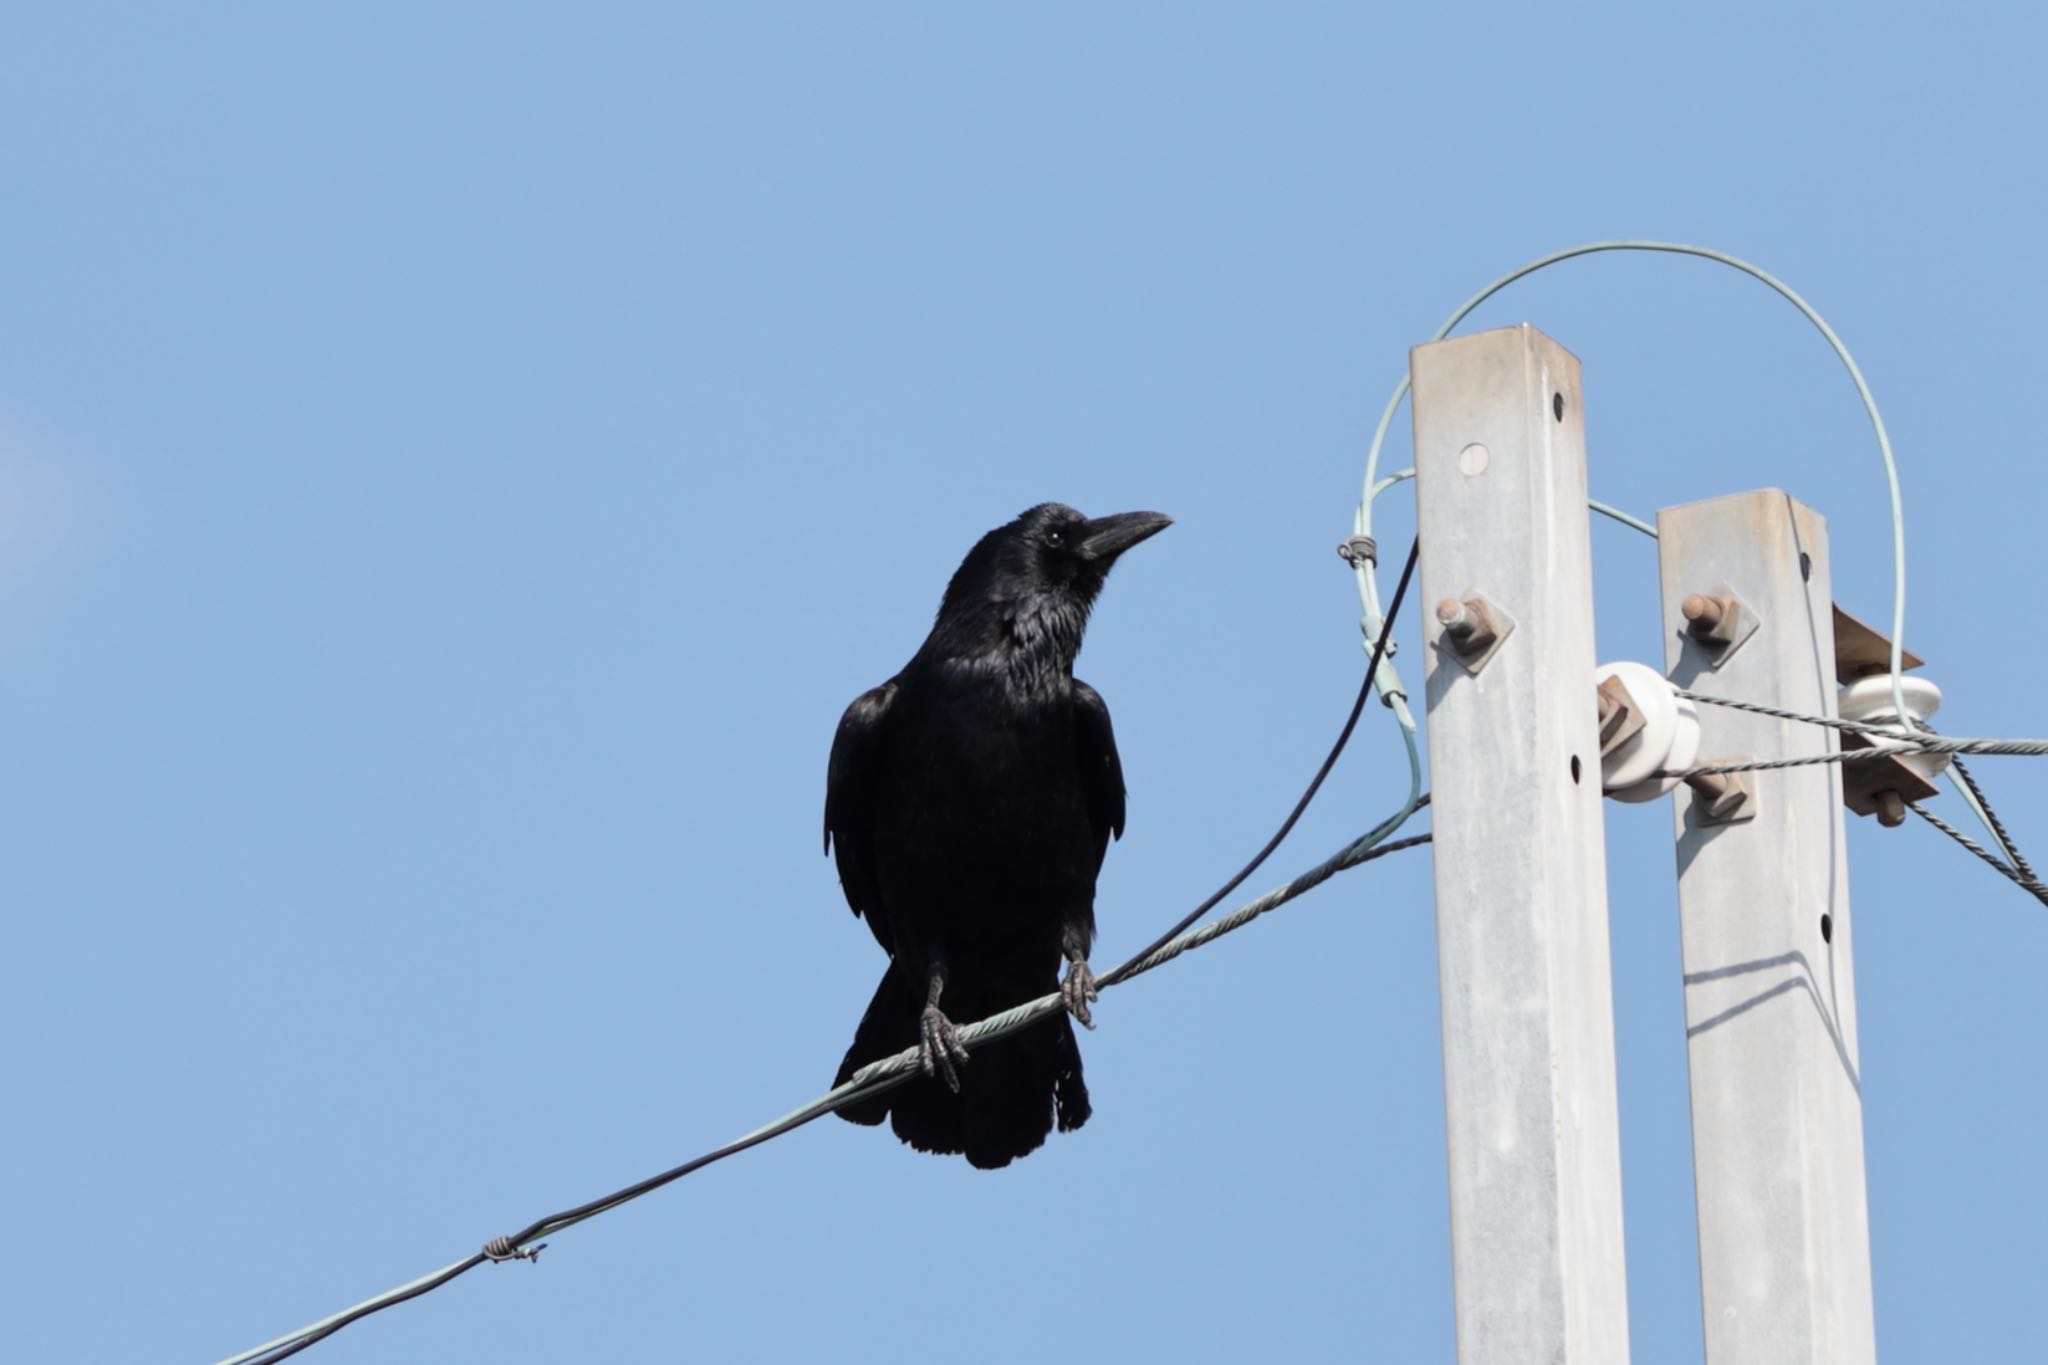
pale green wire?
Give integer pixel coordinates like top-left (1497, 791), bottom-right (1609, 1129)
top-left (1349, 241), bottom-right (2026, 861)
top-left (1588, 498), bottom-right (1661, 540)
top-left (1943, 765), bottom-right (2023, 866)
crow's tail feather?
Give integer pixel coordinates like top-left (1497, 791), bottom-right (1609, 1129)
top-left (832, 965), bottom-right (1089, 1169)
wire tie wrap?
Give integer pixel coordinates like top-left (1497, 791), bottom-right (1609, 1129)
top-left (482, 1236), bottom-right (545, 1264)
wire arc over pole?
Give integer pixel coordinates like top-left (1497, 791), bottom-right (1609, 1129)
top-left (1352, 239), bottom-right (1914, 752)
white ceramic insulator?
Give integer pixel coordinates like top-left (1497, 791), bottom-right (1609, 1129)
top-left (1596, 660), bottom-right (1701, 802)
top-left (1838, 674), bottom-right (1951, 782)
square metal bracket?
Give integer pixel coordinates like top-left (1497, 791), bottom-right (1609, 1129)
top-left (1433, 590), bottom-right (1517, 676)
top-left (1680, 583), bottom-right (1760, 668)
top-left (1596, 673), bottom-right (1648, 756)
top-left (1839, 733), bottom-right (1939, 823)
top-left (1688, 760), bottom-right (1758, 826)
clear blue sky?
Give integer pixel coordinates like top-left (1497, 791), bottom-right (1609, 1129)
top-left (4, 5), bottom-right (2041, 1362)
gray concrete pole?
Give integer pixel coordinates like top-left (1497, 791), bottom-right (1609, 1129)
top-left (1657, 491), bottom-right (1876, 1365)
top-left (1413, 324), bottom-right (1632, 1365)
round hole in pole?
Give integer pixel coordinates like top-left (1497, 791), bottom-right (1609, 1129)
top-left (1570, 754), bottom-right (1582, 785)
top-left (1820, 912), bottom-right (1834, 944)
top-left (1552, 392), bottom-right (1565, 421)
top-left (1800, 552), bottom-right (1813, 582)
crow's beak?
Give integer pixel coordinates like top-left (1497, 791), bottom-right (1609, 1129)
top-left (1075, 510), bottom-right (1173, 563)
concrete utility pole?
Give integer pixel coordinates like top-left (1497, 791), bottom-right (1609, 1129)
top-left (1413, 324), bottom-right (1632, 1365)
top-left (1658, 492), bottom-right (1877, 1365)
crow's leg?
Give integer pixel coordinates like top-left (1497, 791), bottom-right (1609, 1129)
top-left (918, 962), bottom-right (970, 1093)
top-left (1060, 925), bottom-right (1100, 1029)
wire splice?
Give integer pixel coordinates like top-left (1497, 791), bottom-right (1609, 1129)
top-left (481, 1237), bottom-right (544, 1264)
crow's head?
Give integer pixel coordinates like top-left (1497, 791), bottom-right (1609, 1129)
top-left (929, 503), bottom-right (1171, 672)
top-left (944, 502), bottom-right (1172, 609)
top-left (1014, 502), bottom-right (1173, 598)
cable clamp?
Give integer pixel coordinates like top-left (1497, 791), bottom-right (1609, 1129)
top-left (1336, 535), bottom-right (1377, 567)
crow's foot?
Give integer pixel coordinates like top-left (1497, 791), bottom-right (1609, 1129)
top-left (919, 1004), bottom-right (970, 1092)
top-left (1061, 958), bottom-right (1100, 1029)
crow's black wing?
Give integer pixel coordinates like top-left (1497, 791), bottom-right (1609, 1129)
top-left (1072, 679), bottom-right (1127, 871)
top-left (825, 680), bottom-right (897, 953)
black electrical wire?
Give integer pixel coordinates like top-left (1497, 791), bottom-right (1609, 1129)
top-left (1102, 535), bottom-right (1420, 985)
top-left (1947, 754), bottom-right (2037, 882)
top-left (1908, 801), bottom-right (2048, 909)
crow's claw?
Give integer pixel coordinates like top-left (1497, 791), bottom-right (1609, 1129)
top-left (919, 1004), bottom-right (970, 1092)
top-left (1061, 958), bottom-right (1100, 1029)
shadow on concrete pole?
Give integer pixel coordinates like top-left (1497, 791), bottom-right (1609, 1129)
top-left (1658, 491), bottom-right (1876, 1365)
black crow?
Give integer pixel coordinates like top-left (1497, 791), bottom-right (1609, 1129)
top-left (825, 502), bottom-right (1170, 1168)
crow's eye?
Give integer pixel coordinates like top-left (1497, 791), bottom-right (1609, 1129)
top-left (1044, 528), bottom-right (1065, 548)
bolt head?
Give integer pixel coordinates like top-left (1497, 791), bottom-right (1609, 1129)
top-left (1875, 790), bottom-right (1908, 828)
